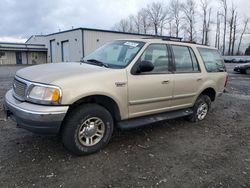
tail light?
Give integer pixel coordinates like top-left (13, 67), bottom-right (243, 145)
top-left (224, 75), bottom-right (229, 87)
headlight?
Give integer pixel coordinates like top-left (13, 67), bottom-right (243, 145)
top-left (27, 84), bottom-right (62, 105)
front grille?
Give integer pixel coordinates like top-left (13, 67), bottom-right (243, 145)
top-left (13, 78), bottom-right (27, 100)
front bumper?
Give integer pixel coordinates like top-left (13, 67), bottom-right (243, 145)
top-left (234, 67), bottom-right (244, 72)
top-left (3, 90), bottom-right (69, 134)
top-left (234, 67), bottom-right (240, 72)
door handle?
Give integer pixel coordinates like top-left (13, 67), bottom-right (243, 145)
top-left (197, 78), bottom-right (202, 81)
top-left (161, 80), bottom-right (170, 84)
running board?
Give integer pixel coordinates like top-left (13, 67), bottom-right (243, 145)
top-left (117, 108), bottom-right (193, 130)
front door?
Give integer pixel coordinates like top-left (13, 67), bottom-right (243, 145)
top-left (128, 44), bottom-right (174, 118)
top-left (16, 52), bottom-right (22, 64)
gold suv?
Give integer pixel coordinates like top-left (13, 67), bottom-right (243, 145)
top-left (4, 38), bottom-right (228, 155)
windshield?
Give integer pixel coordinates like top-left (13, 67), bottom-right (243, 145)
top-left (83, 40), bottom-right (145, 68)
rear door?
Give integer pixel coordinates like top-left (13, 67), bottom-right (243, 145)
top-left (127, 44), bottom-right (174, 118)
top-left (170, 45), bottom-right (203, 108)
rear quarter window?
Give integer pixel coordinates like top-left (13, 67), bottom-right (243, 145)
top-left (198, 48), bottom-right (226, 72)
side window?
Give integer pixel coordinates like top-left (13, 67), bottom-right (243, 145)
top-left (140, 44), bottom-right (169, 73)
top-left (189, 48), bottom-right (199, 71)
top-left (198, 48), bottom-right (226, 72)
top-left (172, 45), bottom-right (199, 73)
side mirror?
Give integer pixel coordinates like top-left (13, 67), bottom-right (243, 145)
top-left (138, 61), bottom-right (154, 73)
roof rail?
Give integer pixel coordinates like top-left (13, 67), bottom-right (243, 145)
top-left (161, 36), bottom-right (182, 41)
top-left (142, 36), bottom-right (182, 41)
top-left (181, 40), bottom-right (196, 44)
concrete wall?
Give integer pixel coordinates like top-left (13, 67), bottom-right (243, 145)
top-left (0, 51), bottom-right (47, 65)
top-left (83, 30), bottom-right (147, 56)
top-left (24, 52), bottom-right (47, 64)
top-left (0, 51), bottom-right (16, 65)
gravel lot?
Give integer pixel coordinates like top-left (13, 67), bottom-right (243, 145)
top-left (0, 64), bottom-right (250, 188)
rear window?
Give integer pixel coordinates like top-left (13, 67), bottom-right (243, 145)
top-left (198, 48), bottom-right (226, 72)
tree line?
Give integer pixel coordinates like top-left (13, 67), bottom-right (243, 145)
top-left (112, 0), bottom-right (249, 55)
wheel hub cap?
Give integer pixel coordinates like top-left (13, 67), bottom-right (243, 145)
top-left (84, 122), bottom-right (97, 137)
top-left (197, 103), bottom-right (208, 120)
top-left (78, 117), bottom-right (105, 146)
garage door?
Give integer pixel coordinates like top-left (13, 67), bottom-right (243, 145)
top-left (61, 41), bottom-right (69, 62)
top-left (50, 40), bottom-right (56, 63)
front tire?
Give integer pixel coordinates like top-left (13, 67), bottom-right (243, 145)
top-left (61, 104), bottom-right (114, 155)
top-left (188, 95), bottom-right (211, 122)
top-left (246, 68), bottom-right (250, 75)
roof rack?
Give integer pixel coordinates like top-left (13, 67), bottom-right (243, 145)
top-left (142, 36), bottom-right (182, 41)
top-left (161, 36), bottom-right (182, 41)
top-left (180, 40), bottom-right (196, 44)
top-left (142, 36), bottom-right (210, 46)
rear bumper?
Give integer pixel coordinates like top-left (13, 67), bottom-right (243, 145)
top-left (4, 90), bottom-right (69, 134)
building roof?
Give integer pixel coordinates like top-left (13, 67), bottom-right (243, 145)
top-left (0, 42), bottom-right (47, 52)
top-left (25, 27), bottom-right (182, 43)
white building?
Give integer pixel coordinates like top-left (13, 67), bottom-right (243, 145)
top-left (26, 28), bottom-right (176, 63)
top-left (0, 42), bottom-right (47, 65)
top-left (0, 28), bottom-right (179, 65)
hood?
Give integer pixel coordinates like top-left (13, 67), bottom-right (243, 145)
top-left (16, 62), bottom-right (109, 83)
top-left (236, 62), bottom-right (250, 67)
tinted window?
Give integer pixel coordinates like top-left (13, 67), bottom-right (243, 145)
top-left (172, 45), bottom-right (199, 72)
top-left (140, 44), bottom-right (170, 73)
top-left (198, 48), bottom-right (226, 72)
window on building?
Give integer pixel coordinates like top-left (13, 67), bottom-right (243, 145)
top-left (0, 51), bottom-right (6, 58)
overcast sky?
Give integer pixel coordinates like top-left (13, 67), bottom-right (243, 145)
top-left (0, 0), bottom-right (249, 43)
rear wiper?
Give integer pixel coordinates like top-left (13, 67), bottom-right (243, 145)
top-left (86, 59), bottom-right (109, 68)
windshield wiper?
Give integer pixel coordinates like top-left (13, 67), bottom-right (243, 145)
top-left (216, 63), bottom-right (225, 72)
top-left (85, 59), bottom-right (109, 68)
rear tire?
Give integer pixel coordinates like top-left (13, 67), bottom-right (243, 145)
top-left (61, 104), bottom-right (114, 155)
top-left (188, 95), bottom-right (211, 122)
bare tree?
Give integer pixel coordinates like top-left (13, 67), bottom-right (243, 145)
top-left (168, 21), bottom-right (172, 36)
top-left (131, 13), bottom-right (141, 34)
top-left (205, 8), bottom-right (212, 45)
top-left (112, 0), bottom-right (249, 53)
top-left (113, 19), bottom-right (130, 32)
top-left (215, 11), bottom-right (222, 48)
top-left (201, 0), bottom-right (211, 45)
top-left (128, 15), bottom-right (135, 33)
top-left (139, 9), bottom-right (150, 34)
top-left (147, 2), bottom-right (168, 35)
top-left (231, 13), bottom-right (237, 55)
top-left (237, 17), bottom-right (249, 55)
top-left (201, 0), bottom-right (207, 44)
top-left (220, 0), bottom-right (228, 55)
top-left (227, 4), bottom-right (236, 55)
top-left (181, 0), bottom-right (196, 41)
top-left (169, 0), bottom-right (182, 37)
